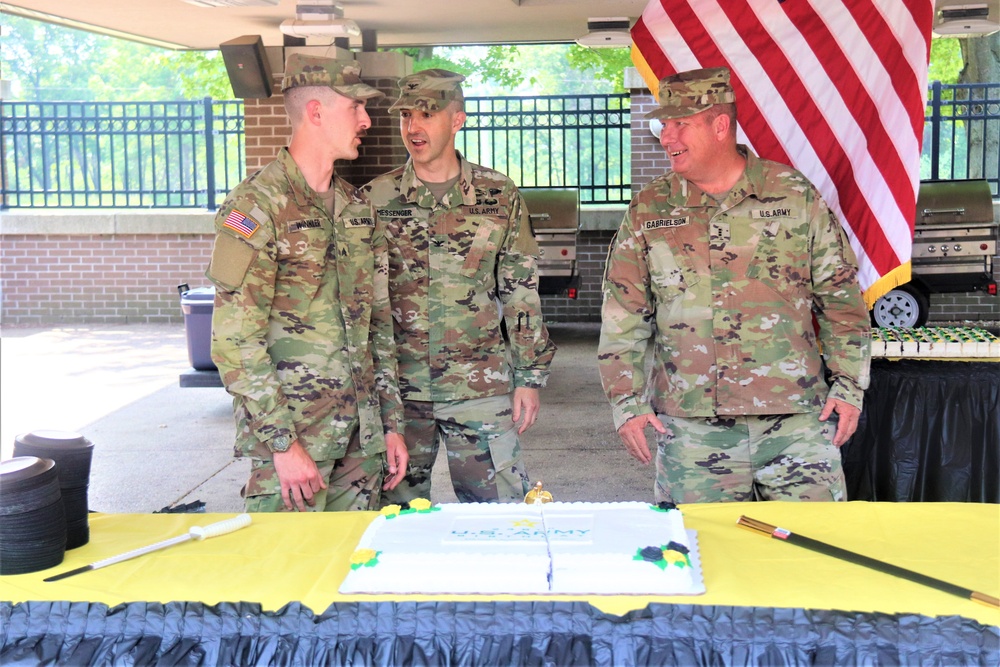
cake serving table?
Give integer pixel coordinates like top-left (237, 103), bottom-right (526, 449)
top-left (1, 502), bottom-right (997, 665)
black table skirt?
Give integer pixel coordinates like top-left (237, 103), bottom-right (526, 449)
top-left (843, 359), bottom-right (1000, 502)
top-left (1, 600), bottom-right (997, 666)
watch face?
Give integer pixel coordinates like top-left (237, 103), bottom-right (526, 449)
top-left (272, 436), bottom-right (291, 452)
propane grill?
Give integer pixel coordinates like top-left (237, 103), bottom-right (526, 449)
top-left (522, 188), bottom-right (580, 297)
top-left (912, 179), bottom-right (997, 292)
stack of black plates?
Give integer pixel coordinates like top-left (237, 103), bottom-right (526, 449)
top-left (0, 456), bottom-right (67, 575)
top-left (14, 430), bottom-right (95, 549)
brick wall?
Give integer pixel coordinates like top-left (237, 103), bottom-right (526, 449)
top-left (1, 233), bottom-right (213, 325)
top-left (540, 230), bottom-right (616, 323)
top-left (630, 90), bottom-right (669, 193)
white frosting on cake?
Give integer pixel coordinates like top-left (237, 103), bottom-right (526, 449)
top-left (339, 501), bottom-right (705, 596)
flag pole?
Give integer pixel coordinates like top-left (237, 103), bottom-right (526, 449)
top-left (737, 516), bottom-right (999, 609)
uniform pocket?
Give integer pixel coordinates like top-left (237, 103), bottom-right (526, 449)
top-left (460, 220), bottom-right (500, 278)
top-left (646, 241), bottom-right (696, 306)
top-left (487, 424), bottom-right (521, 471)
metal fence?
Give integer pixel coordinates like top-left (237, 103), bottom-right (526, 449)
top-left (1, 98), bottom-right (244, 209)
top-left (923, 81), bottom-right (1000, 195)
top-left (1, 84), bottom-right (997, 209)
top-left (458, 94), bottom-right (631, 204)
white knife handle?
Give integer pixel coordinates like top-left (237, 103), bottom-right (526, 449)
top-left (189, 513), bottom-right (251, 540)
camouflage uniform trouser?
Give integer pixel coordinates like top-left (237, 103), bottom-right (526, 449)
top-left (653, 412), bottom-right (846, 503)
top-left (243, 430), bottom-right (383, 512)
top-left (382, 395), bottom-right (531, 505)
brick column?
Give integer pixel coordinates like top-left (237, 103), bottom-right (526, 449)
top-left (627, 72), bottom-right (669, 194)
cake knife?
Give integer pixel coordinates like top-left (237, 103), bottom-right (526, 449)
top-left (43, 513), bottom-right (252, 582)
top-left (737, 515), bottom-right (999, 609)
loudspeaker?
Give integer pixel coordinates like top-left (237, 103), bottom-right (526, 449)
top-left (220, 35), bottom-right (273, 99)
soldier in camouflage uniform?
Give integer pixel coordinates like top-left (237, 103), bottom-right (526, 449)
top-left (208, 54), bottom-right (407, 513)
top-left (598, 67), bottom-right (871, 504)
top-left (364, 69), bottom-right (556, 504)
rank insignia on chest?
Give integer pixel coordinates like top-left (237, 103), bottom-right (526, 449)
top-left (346, 217), bottom-right (375, 228)
top-left (750, 208), bottom-right (793, 219)
top-left (287, 218), bottom-right (323, 232)
top-left (710, 221), bottom-right (731, 242)
top-left (223, 209), bottom-right (259, 239)
top-left (645, 217), bottom-right (689, 230)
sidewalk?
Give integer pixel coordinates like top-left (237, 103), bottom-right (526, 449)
top-left (0, 322), bottom-right (653, 513)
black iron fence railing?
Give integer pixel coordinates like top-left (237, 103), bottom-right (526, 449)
top-left (1, 98), bottom-right (244, 209)
top-left (924, 81), bottom-right (1000, 196)
top-left (1, 85), bottom-right (996, 209)
top-left (458, 94), bottom-right (631, 205)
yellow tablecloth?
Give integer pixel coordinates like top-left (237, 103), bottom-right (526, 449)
top-left (2, 501), bottom-right (998, 627)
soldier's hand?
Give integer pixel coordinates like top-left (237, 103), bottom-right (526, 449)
top-left (512, 387), bottom-right (540, 434)
top-left (617, 414), bottom-right (666, 465)
top-left (382, 432), bottom-right (409, 491)
top-left (819, 398), bottom-right (861, 448)
top-left (273, 442), bottom-right (327, 511)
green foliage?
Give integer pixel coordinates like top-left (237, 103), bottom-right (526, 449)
top-left (388, 44), bottom-right (627, 95)
top-left (1, 14), bottom-right (229, 101)
top-left (928, 38), bottom-right (963, 84)
top-left (394, 45), bottom-right (531, 91)
top-left (565, 46), bottom-right (632, 93)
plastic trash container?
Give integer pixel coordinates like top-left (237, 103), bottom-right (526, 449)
top-left (179, 286), bottom-right (217, 370)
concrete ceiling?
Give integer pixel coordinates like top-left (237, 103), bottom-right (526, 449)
top-left (1, 0), bottom-right (651, 50)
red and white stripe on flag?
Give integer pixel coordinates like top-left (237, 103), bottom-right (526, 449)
top-left (630, 0), bottom-right (934, 306)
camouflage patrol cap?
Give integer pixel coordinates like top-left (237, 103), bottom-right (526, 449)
top-left (645, 66), bottom-right (736, 120)
top-left (281, 53), bottom-right (384, 101)
top-left (388, 68), bottom-right (465, 113)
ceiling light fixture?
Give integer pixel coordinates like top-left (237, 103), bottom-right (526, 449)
top-left (279, 1), bottom-right (360, 40)
top-left (932, 2), bottom-right (1000, 36)
top-left (182, 0), bottom-right (279, 7)
top-left (576, 17), bottom-right (632, 48)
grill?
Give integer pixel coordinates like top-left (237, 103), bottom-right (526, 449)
top-left (912, 179), bottom-right (998, 292)
top-left (522, 188), bottom-right (580, 296)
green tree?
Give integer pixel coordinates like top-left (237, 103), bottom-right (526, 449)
top-left (929, 37), bottom-right (963, 83)
top-left (565, 46), bottom-right (633, 93)
top-left (958, 32), bottom-right (1000, 182)
top-left (391, 44), bottom-right (627, 95)
top-left (1, 14), bottom-right (229, 101)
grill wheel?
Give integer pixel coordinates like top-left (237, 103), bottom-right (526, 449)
top-left (871, 284), bottom-right (930, 328)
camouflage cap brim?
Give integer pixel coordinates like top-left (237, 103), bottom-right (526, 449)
top-left (644, 102), bottom-right (713, 121)
top-left (334, 82), bottom-right (385, 101)
top-left (387, 93), bottom-right (459, 113)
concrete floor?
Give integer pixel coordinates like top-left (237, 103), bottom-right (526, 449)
top-left (0, 322), bottom-right (654, 513)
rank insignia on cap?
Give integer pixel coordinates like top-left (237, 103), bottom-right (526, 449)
top-left (223, 209), bottom-right (259, 239)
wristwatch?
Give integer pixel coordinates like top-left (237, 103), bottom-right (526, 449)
top-left (269, 435), bottom-right (291, 453)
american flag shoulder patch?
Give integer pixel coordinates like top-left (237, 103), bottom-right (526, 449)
top-left (223, 209), bottom-right (259, 239)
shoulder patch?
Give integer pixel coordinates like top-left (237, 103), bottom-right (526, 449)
top-left (223, 209), bottom-right (259, 239)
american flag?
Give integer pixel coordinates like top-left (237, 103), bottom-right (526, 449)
top-left (223, 209), bottom-right (259, 239)
top-left (630, 0), bottom-right (934, 306)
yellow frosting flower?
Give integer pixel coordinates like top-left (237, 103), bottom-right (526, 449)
top-left (350, 548), bottom-right (378, 566)
top-left (409, 498), bottom-right (432, 511)
top-left (380, 504), bottom-right (402, 518)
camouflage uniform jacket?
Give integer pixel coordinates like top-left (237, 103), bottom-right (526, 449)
top-left (208, 148), bottom-right (402, 461)
top-left (364, 153), bottom-right (556, 402)
top-left (599, 147), bottom-right (871, 430)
